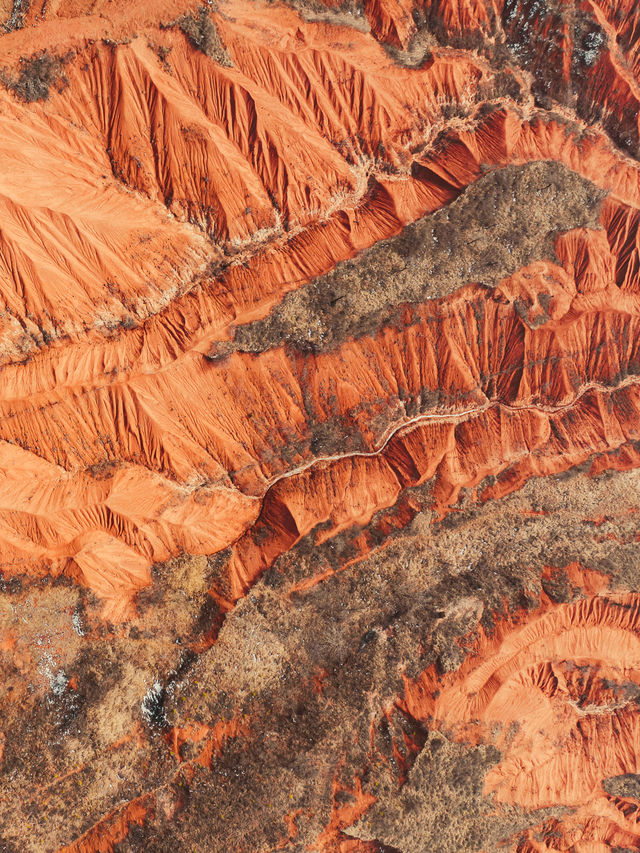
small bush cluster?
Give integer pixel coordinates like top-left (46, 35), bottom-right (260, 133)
top-left (148, 40), bottom-right (173, 70)
top-left (2, 0), bottom-right (28, 32)
top-left (0, 51), bottom-right (70, 102)
top-left (175, 5), bottom-right (232, 66)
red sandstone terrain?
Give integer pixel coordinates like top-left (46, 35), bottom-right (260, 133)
top-left (1, 0), bottom-right (640, 850)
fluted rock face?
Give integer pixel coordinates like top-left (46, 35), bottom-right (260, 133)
top-left (1, 0), bottom-right (640, 850)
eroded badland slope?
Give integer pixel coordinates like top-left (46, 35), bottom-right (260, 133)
top-left (1, 0), bottom-right (640, 849)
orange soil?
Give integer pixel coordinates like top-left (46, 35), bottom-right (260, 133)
top-left (57, 796), bottom-right (150, 853)
top-left (401, 568), bottom-right (640, 850)
top-left (313, 775), bottom-right (378, 852)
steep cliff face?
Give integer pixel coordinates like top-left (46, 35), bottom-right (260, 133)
top-left (1, 0), bottom-right (640, 850)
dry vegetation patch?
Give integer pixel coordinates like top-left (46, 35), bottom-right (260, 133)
top-left (0, 50), bottom-right (72, 101)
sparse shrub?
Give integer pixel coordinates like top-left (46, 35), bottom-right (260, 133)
top-left (0, 50), bottom-right (71, 102)
top-left (174, 5), bottom-right (232, 66)
top-left (101, 35), bottom-right (134, 48)
top-left (148, 40), bottom-right (173, 70)
top-left (2, 0), bottom-right (28, 32)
